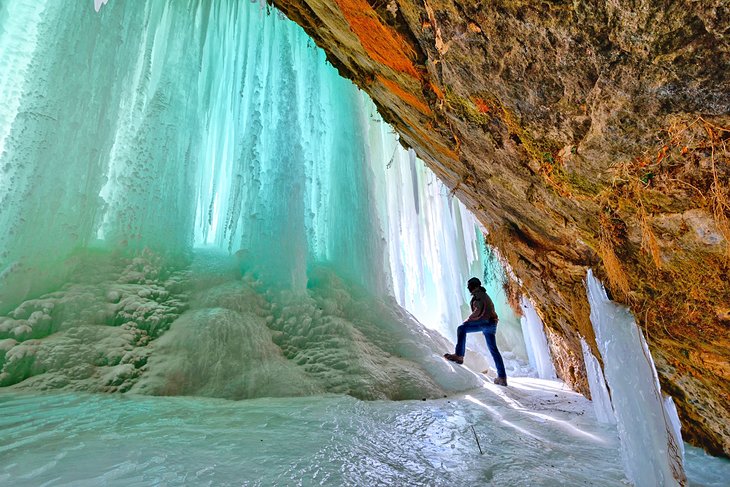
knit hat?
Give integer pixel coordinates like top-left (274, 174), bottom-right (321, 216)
top-left (467, 277), bottom-right (481, 291)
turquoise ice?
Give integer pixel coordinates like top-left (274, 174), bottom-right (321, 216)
top-left (0, 0), bottom-right (528, 398)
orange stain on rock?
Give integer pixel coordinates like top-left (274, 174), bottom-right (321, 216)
top-left (399, 113), bottom-right (459, 162)
top-left (430, 82), bottom-right (444, 101)
top-left (377, 75), bottom-right (432, 116)
top-left (334, 0), bottom-right (420, 79)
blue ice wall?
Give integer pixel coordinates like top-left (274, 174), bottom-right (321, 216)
top-left (1, 0), bottom-right (206, 310)
top-left (0, 0), bottom-right (389, 308)
top-left (189, 6), bottom-right (388, 294)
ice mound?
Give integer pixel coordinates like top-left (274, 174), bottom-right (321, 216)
top-left (137, 257), bottom-right (485, 400)
top-left (0, 250), bottom-right (484, 400)
top-left (132, 306), bottom-right (319, 399)
top-left (0, 250), bottom-right (187, 391)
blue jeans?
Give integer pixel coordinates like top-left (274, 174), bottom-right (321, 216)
top-left (455, 320), bottom-right (506, 378)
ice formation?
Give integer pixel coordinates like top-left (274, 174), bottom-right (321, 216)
top-left (2, 2), bottom-right (729, 485)
top-left (0, 0), bottom-right (532, 398)
top-left (519, 297), bottom-right (556, 379)
top-left (580, 337), bottom-right (616, 424)
top-left (93, 0), bottom-right (109, 12)
top-left (586, 270), bottom-right (686, 486)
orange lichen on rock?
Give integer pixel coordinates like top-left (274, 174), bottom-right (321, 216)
top-left (334, 0), bottom-right (421, 78)
top-left (473, 97), bottom-right (490, 113)
top-left (430, 82), bottom-right (444, 101)
top-left (376, 75), bottom-right (432, 116)
top-left (467, 22), bottom-right (482, 33)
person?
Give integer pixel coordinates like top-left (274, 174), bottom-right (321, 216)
top-left (444, 277), bottom-right (508, 386)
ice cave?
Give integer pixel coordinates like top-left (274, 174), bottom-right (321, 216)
top-left (0, 1), bottom-right (728, 486)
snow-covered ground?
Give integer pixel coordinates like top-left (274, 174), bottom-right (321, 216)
top-left (1, 378), bottom-right (727, 486)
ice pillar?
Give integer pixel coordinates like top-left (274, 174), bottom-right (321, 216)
top-left (519, 298), bottom-right (556, 379)
top-left (580, 337), bottom-right (616, 424)
top-left (586, 270), bottom-right (685, 486)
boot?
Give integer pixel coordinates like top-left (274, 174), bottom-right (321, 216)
top-left (494, 376), bottom-right (508, 386)
top-left (443, 353), bottom-right (464, 364)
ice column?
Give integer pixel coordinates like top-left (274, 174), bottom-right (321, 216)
top-left (580, 337), bottom-right (616, 424)
top-left (586, 270), bottom-right (685, 486)
top-left (0, 0), bottom-right (49, 164)
top-left (519, 298), bottom-right (556, 379)
top-left (188, 8), bottom-right (388, 294)
top-left (0, 0), bottom-right (165, 312)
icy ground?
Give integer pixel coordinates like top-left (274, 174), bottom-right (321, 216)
top-left (1, 378), bottom-right (728, 486)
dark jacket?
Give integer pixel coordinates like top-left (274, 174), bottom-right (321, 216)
top-left (467, 286), bottom-right (498, 322)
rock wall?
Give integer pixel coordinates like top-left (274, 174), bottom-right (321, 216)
top-left (270, 0), bottom-right (730, 456)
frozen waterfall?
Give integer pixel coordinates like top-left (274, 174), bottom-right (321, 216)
top-left (0, 0), bottom-right (533, 399)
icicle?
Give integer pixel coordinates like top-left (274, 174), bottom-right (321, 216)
top-left (93, 0), bottom-right (109, 13)
top-left (664, 395), bottom-right (686, 464)
top-left (580, 337), bottom-right (616, 424)
top-left (586, 270), bottom-right (686, 486)
top-left (520, 297), bottom-right (557, 379)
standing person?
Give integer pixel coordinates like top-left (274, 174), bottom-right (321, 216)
top-left (444, 277), bottom-right (508, 386)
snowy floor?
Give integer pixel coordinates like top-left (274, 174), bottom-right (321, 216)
top-left (0, 378), bottom-right (727, 487)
